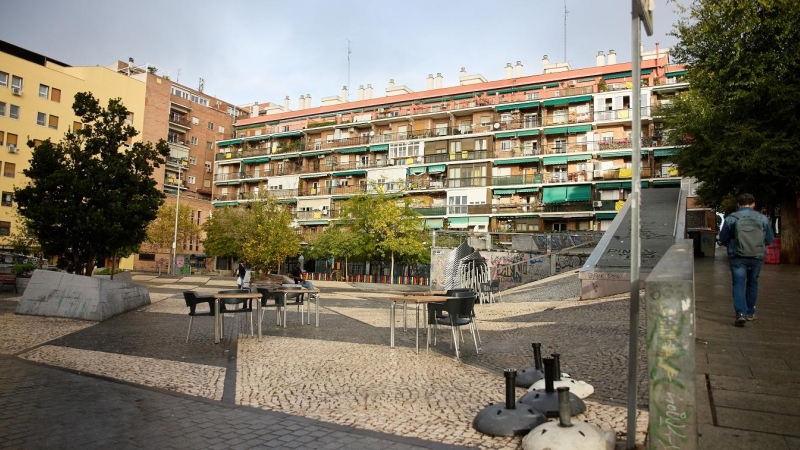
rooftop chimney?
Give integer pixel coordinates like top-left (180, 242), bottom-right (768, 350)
top-left (596, 51), bottom-right (606, 67)
top-left (366, 84), bottom-right (373, 99)
top-left (341, 85), bottom-right (348, 102)
top-left (607, 50), bottom-right (617, 65)
top-left (250, 101), bottom-right (259, 118)
top-left (505, 63), bottom-right (513, 79)
top-left (357, 85), bottom-right (365, 101)
top-left (298, 95), bottom-right (305, 110)
top-left (427, 74), bottom-right (434, 90)
top-left (284, 96), bottom-right (290, 111)
top-left (514, 61), bottom-right (523, 78)
top-left (460, 67), bottom-right (467, 77)
top-left (305, 94), bottom-right (311, 109)
top-left (542, 54), bottom-right (550, 69)
top-left (434, 72), bottom-right (443, 89)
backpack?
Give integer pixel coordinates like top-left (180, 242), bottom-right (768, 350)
top-left (731, 212), bottom-right (766, 258)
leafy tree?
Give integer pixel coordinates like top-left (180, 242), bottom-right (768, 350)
top-left (14, 93), bottom-right (169, 275)
top-left (664, 0), bottom-right (800, 263)
top-left (202, 195), bottom-right (300, 275)
top-left (146, 203), bottom-right (202, 254)
top-left (306, 223), bottom-right (359, 279)
top-left (338, 189), bottom-right (426, 282)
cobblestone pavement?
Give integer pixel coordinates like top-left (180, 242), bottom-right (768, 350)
top-left (0, 276), bottom-right (649, 449)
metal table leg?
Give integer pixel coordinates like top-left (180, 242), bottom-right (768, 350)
top-left (315, 295), bottom-right (320, 327)
top-left (415, 303), bottom-right (420, 354)
top-left (214, 298), bottom-right (221, 344)
top-left (390, 301), bottom-right (395, 348)
top-left (403, 302), bottom-right (407, 331)
top-left (257, 298), bottom-right (262, 340)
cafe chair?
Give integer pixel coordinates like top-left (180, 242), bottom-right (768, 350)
top-left (256, 287), bottom-right (285, 326)
top-left (183, 291), bottom-right (216, 343)
top-left (281, 284), bottom-right (308, 324)
top-left (427, 294), bottom-right (480, 359)
top-left (217, 289), bottom-right (254, 336)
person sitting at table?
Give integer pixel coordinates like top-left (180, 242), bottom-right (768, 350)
top-left (291, 263), bottom-right (304, 284)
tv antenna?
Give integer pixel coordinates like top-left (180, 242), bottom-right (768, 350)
top-left (346, 39), bottom-right (352, 100)
top-left (564, 0), bottom-right (569, 61)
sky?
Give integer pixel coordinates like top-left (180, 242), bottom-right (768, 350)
top-left (3, 0), bottom-right (685, 108)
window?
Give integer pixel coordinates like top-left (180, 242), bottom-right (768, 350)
top-left (138, 253), bottom-right (156, 261)
top-left (0, 102), bottom-right (4, 116)
top-left (480, 116), bottom-right (491, 126)
top-left (11, 76), bottom-right (22, 90)
top-left (192, 117), bottom-right (199, 125)
top-left (551, 222), bottom-right (567, 232)
top-left (218, 126), bottom-right (225, 134)
top-left (500, 113), bottom-right (512, 124)
top-left (500, 140), bottom-right (512, 152)
top-left (9, 104), bottom-right (19, 120)
top-left (73, 121), bottom-right (82, 131)
top-left (1, 192), bottom-right (11, 207)
top-left (197, 211), bottom-right (201, 225)
top-left (204, 161), bottom-right (212, 173)
top-left (0, 221), bottom-right (9, 236)
top-left (187, 175), bottom-right (196, 185)
top-left (6, 133), bottom-right (17, 147)
top-left (4, 162), bottom-right (15, 178)
top-left (314, 139), bottom-right (321, 150)
top-left (448, 195), bottom-right (468, 214)
top-left (51, 88), bottom-right (61, 102)
top-left (189, 156), bottom-right (197, 165)
top-left (206, 141), bottom-right (212, 150)
top-left (39, 84), bottom-right (49, 99)
top-left (0, 72), bottom-right (7, 87)
top-left (48, 115), bottom-right (59, 130)
top-left (37, 112), bottom-right (46, 126)
top-left (190, 136), bottom-right (198, 145)
top-left (0, 131), bottom-right (4, 146)
top-left (207, 121), bottom-right (214, 130)
top-left (553, 108), bottom-right (567, 124)
top-left (553, 138), bottom-right (567, 153)
top-left (203, 179), bottom-right (211, 188)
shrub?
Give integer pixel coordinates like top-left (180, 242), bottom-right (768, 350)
top-left (92, 267), bottom-right (126, 275)
top-left (12, 262), bottom-right (38, 278)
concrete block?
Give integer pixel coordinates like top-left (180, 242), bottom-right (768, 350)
top-left (15, 269), bottom-right (150, 321)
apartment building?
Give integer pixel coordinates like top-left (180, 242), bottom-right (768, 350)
top-left (0, 40), bottom-right (147, 256)
top-left (214, 48), bottom-right (688, 243)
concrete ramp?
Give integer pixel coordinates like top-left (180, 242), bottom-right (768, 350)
top-left (579, 188), bottom-right (686, 299)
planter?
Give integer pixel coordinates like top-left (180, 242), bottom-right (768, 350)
top-left (15, 277), bottom-right (30, 295)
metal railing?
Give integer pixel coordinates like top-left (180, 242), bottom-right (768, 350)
top-left (405, 179), bottom-right (447, 190)
top-left (447, 177), bottom-right (488, 188)
top-left (411, 206), bottom-right (447, 216)
top-left (594, 106), bottom-right (652, 122)
top-left (214, 172), bottom-right (242, 182)
top-left (490, 174), bottom-right (541, 186)
top-left (422, 150), bottom-right (491, 163)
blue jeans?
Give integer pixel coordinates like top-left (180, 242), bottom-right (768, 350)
top-left (729, 257), bottom-right (763, 316)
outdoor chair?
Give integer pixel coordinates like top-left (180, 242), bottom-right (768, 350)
top-left (183, 291), bottom-right (215, 343)
top-left (280, 284), bottom-right (308, 324)
top-left (427, 294), bottom-right (480, 359)
top-left (217, 289), bottom-right (254, 337)
top-left (477, 282), bottom-right (493, 304)
top-left (490, 280), bottom-right (502, 302)
top-left (256, 287), bottom-right (284, 326)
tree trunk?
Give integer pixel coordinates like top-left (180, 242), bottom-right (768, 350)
top-left (779, 194), bottom-right (800, 264)
top-left (344, 256), bottom-right (349, 281)
top-left (110, 251), bottom-right (117, 281)
top-left (390, 252), bottom-right (395, 284)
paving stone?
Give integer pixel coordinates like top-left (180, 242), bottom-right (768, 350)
top-left (713, 390), bottom-right (800, 416)
top-left (716, 406), bottom-right (800, 437)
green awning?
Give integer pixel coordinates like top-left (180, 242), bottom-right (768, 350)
top-left (543, 95), bottom-right (592, 107)
top-left (654, 148), bottom-right (679, 157)
top-left (542, 186), bottom-right (567, 204)
top-left (642, 181), bottom-right (649, 187)
top-left (654, 179), bottom-right (681, 186)
top-left (565, 184), bottom-right (591, 201)
top-left (600, 151), bottom-right (631, 158)
top-left (568, 125), bottom-right (592, 133)
top-left (422, 97), bottom-right (449, 104)
top-left (270, 153), bottom-right (299, 160)
top-left (244, 135), bottom-right (270, 143)
top-left (595, 182), bottom-right (621, 190)
top-left (516, 129), bottom-right (540, 137)
top-left (596, 212), bottom-right (618, 220)
top-left (567, 154), bottom-right (591, 162)
top-left (495, 101), bottom-right (540, 112)
top-left (518, 84), bottom-right (545, 91)
top-left (425, 219), bottom-right (444, 229)
top-left (271, 131), bottom-right (303, 139)
top-left (516, 187), bottom-right (540, 193)
top-left (304, 150), bottom-right (332, 157)
top-left (301, 221), bottom-right (330, 226)
top-left (337, 146), bottom-right (367, 154)
top-left (495, 131), bottom-right (517, 139)
top-left (619, 181), bottom-right (651, 188)
top-left (493, 189), bottom-right (517, 195)
top-left (369, 144), bottom-right (389, 152)
top-left (544, 127), bottom-right (568, 135)
top-left (213, 201), bottom-right (239, 207)
top-left (408, 167), bottom-right (427, 176)
top-left (493, 157), bottom-right (539, 165)
top-left (243, 157), bottom-right (270, 164)
top-left (543, 156), bottom-right (568, 165)
top-left (469, 216), bottom-right (489, 226)
top-left (603, 71), bottom-right (632, 80)
top-left (451, 94), bottom-right (476, 100)
top-left (448, 217), bottom-right (469, 228)
top-left (427, 164), bottom-right (446, 174)
top-left (332, 170), bottom-right (366, 177)
top-left (217, 139), bottom-right (242, 148)
top-left (666, 70), bottom-right (687, 78)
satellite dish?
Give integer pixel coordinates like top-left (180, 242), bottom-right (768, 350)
top-left (369, 130), bottom-right (375, 136)
top-left (493, 123), bottom-right (500, 130)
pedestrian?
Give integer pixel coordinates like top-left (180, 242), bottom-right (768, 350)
top-left (717, 193), bottom-right (775, 326)
top-left (236, 261), bottom-right (247, 289)
top-left (291, 262), bottom-right (304, 284)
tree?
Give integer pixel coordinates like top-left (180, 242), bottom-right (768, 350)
top-left (14, 93), bottom-right (169, 275)
top-left (664, 0), bottom-right (800, 263)
top-left (338, 189), bottom-right (427, 282)
top-left (306, 223), bottom-right (359, 279)
top-left (146, 203), bottom-right (202, 254)
top-left (201, 194), bottom-right (300, 275)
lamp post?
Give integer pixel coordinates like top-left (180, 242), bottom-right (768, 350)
top-left (172, 159), bottom-right (185, 276)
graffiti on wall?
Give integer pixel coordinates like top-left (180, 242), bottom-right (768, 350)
top-left (554, 253), bottom-right (588, 272)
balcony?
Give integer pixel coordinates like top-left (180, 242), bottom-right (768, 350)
top-left (543, 111), bottom-right (594, 126)
top-left (447, 177), bottom-right (487, 188)
top-left (540, 143), bottom-right (590, 155)
top-left (164, 177), bottom-right (186, 189)
top-left (490, 174), bottom-right (541, 186)
top-left (295, 210), bottom-right (333, 220)
top-left (318, 160), bottom-right (390, 172)
top-left (214, 172), bottom-right (242, 182)
top-left (594, 106), bottom-right (652, 122)
top-left (309, 135), bottom-right (371, 151)
top-left (364, 181), bottom-right (405, 194)
top-left (411, 206), bottom-right (447, 216)
top-left (298, 184), bottom-right (367, 197)
top-left (551, 86), bottom-right (594, 98)
top-left (541, 171), bottom-right (589, 184)
top-left (405, 178), bottom-right (447, 191)
top-left (168, 114), bottom-right (192, 131)
top-left (598, 167), bottom-right (653, 180)
top-left (166, 156), bottom-right (189, 169)
top-left (422, 150), bottom-right (491, 164)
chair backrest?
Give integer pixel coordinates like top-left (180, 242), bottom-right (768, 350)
top-left (218, 289), bottom-right (250, 294)
top-left (256, 287), bottom-right (281, 305)
top-left (489, 280), bottom-right (500, 292)
top-left (458, 295), bottom-right (477, 319)
top-left (217, 289), bottom-right (252, 307)
top-left (183, 291), bottom-right (212, 314)
top-left (446, 289), bottom-right (475, 298)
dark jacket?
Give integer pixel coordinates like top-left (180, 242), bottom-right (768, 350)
top-left (236, 264), bottom-right (247, 278)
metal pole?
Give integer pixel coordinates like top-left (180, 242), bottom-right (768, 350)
top-left (172, 161), bottom-right (182, 276)
top-left (627, 3), bottom-right (643, 447)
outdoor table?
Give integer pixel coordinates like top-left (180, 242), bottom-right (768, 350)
top-left (387, 295), bottom-right (456, 354)
top-left (398, 291), bottom-right (447, 330)
top-left (214, 292), bottom-right (263, 344)
top-left (257, 288), bottom-right (321, 338)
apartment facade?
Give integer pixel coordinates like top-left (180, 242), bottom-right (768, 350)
top-left (213, 49), bottom-right (688, 244)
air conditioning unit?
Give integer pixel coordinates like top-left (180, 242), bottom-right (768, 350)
top-left (593, 201), bottom-right (603, 207)
top-left (11, 87), bottom-right (22, 96)
top-left (206, 167), bottom-right (212, 173)
top-left (7, 145), bottom-right (17, 153)
top-left (388, 111), bottom-right (399, 118)
top-left (593, 170), bottom-right (603, 179)
top-left (377, 107), bottom-right (385, 113)
top-left (568, 80), bottom-right (576, 87)
top-left (348, 127), bottom-right (355, 133)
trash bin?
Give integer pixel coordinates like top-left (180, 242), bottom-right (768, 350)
top-left (765, 238), bottom-right (781, 264)
top-left (699, 229), bottom-right (716, 258)
top-left (687, 230), bottom-right (703, 257)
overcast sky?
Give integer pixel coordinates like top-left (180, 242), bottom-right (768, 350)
top-left (3, 0), bottom-right (684, 108)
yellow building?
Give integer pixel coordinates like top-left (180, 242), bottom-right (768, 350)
top-left (0, 40), bottom-right (147, 267)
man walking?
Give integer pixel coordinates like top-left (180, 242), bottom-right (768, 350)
top-left (718, 193), bottom-right (775, 326)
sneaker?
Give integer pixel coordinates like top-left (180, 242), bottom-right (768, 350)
top-left (746, 314), bottom-right (756, 321)
top-left (735, 315), bottom-right (746, 327)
